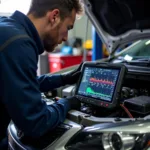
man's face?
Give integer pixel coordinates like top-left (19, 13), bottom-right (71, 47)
top-left (43, 9), bottom-right (76, 52)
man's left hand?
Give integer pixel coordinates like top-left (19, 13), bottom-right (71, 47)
top-left (61, 62), bottom-right (83, 85)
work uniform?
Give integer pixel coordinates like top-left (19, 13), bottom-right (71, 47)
top-left (0, 11), bottom-right (70, 149)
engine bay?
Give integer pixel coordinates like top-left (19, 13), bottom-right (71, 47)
top-left (44, 62), bottom-right (150, 126)
top-left (8, 62), bottom-right (150, 150)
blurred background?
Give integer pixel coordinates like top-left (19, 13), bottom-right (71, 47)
top-left (0, 0), bottom-right (109, 75)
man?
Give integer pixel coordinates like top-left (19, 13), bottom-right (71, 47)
top-left (0, 0), bottom-right (84, 149)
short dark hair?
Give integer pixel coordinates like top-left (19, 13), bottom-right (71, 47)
top-left (28, 0), bottom-right (84, 19)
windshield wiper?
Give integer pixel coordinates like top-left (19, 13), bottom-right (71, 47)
top-left (111, 56), bottom-right (150, 66)
top-left (123, 58), bottom-right (150, 67)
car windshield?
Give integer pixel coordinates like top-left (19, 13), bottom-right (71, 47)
top-left (115, 39), bottom-right (150, 61)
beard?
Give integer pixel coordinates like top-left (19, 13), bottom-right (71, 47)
top-left (43, 23), bottom-right (61, 52)
top-left (43, 35), bottom-right (57, 52)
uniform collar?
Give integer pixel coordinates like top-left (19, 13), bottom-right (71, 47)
top-left (11, 11), bottom-right (44, 55)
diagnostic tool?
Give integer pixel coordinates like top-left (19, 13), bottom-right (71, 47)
top-left (75, 62), bottom-right (126, 109)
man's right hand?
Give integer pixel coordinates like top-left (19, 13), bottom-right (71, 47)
top-left (64, 96), bottom-right (81, 110)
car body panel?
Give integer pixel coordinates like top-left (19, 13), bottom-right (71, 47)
top-left (84, 0), bottom-right (150, 54)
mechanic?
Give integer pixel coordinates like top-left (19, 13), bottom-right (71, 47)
top-left (0, 0), bottom-right (84, 149)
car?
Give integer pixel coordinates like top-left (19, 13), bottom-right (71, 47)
top-left (8, 0), bottom-right (150, 150)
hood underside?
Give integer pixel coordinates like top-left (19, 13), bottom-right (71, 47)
top-left (84, 0), bottom-right (150, 54)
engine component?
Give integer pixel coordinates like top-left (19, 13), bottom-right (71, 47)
top-left (121, 87), bottom-right (131, 99)
top-left (62, 85), bottom-right (76, 98)
top-left (124, 96), bottom-right (150, 114)
top-left (129, 88), bottom-right (138, 97)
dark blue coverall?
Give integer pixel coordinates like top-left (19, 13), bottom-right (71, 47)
top-left (0, 11), bottom-right (70, 149)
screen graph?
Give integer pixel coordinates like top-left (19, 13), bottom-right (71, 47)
top-left (77, 66), bottom-right (120, 102)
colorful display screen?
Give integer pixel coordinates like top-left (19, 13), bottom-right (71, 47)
top-left (77, 66), bottom-right (120, 102)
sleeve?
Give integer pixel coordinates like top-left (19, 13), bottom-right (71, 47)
top-left (37, 74), bottom-right (64, 92)
top-left (0, 38), bottom-right (70, 137)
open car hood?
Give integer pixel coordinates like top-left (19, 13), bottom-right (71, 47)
top-left (84, 0), bottom-right (150, 54)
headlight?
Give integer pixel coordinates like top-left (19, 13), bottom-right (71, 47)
top-left (102, 132), bottom-right (135, 150)
top-left (102, 132), bottom-right (150, 150)
top-left (66, 121), bottom-right (150, 150)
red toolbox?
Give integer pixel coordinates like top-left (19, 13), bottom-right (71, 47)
top-left (48, 53), bottom-right (91, 73)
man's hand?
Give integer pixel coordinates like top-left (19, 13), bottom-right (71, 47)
top-left (61, 62), bottom-right (83, 85)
